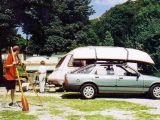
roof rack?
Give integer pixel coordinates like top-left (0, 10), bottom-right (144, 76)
top-left (95, 60), bottom-right (127, 65)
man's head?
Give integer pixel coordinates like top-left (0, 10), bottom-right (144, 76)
top-left (13, 45), bottom-right (20, 54)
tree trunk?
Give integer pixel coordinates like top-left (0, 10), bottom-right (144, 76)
top-left (0, 49), bottom-right (5, 87)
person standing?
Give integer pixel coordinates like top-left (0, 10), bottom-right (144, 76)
top-left (1, 46), bottom-right (20, 107)
top-left (38, 61), bottom-right (47, 93)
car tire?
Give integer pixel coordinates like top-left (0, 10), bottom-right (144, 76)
top-left (80, 84), bottom-right (97, 99)
top-left (149, 84), bottom-right (160, 99)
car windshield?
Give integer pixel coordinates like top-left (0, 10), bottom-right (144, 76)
top-left (123, 65), bottom-right (137, 74)
top-left (73, 64), bottom-right (95, 74)
top-left (138, 64), bottom-right (160, 77)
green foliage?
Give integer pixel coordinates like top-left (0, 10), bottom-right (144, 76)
top-left (12, 0), bottom-right (95, 54)
top-left (0, 1), bottom-right (16, 48)
top-left (74, 27), bottom-right (99, 47)
top-left (0, 0), bottom-right (17, 80)
top-left (99, 31), bottom-right (114, 46)
top-left (14, 34), bottom-right (26, 46)
top-left (0, 0), bottom-right (160, 73)
top-left (93, 0), bottom-right (160, 68)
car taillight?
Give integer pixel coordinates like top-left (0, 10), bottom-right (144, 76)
top-left (64, 74), bottom-right (68, 84)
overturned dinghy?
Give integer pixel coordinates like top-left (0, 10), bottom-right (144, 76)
top-left (70, 46), bottom-right (154, 64)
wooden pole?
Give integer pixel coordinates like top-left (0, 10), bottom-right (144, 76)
top-left (11, 47), bottom-right (29, 111)
top-left (17, 56), bottom-right (42, 106)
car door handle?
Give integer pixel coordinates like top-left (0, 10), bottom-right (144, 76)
top-left (95, 76), bottom-right (99, 78)
top-left (76, 79), bottom-right (80, 82)
top-left (119, 77), bottom-right (123, 79)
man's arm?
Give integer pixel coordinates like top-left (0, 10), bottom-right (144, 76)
top-left (4, 54), bottom-right (17, 68)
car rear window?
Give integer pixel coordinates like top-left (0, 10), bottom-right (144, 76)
top-left (72, 64), bottom-right (95, 74)
top-left (77, 65), bottom-right (95, 74)
top-left (56, 56), bottom-right (66, 68)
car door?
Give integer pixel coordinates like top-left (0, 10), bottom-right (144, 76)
top-left (116, 65), bottom-right (144, 92)
top-left (93, 65), bottom-right (117, 92)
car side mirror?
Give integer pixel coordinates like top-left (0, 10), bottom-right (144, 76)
top-left (95, 71), bottom-right (98, 75)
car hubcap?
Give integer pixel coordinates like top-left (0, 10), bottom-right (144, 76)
top-left (83, 86), bottom-right (94, 98)
top-left (153, 86), bottom-right (160, 98)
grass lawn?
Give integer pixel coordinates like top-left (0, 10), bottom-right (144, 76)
top-left (0, 111), bottom-right (36, 120)
top-left (0, 92), bottom-right (160, 120)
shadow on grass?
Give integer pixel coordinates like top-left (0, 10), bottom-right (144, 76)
top-left (62, 92), bottom-right (149, 100)
top-left (62, 93), bottom-right (82, 99)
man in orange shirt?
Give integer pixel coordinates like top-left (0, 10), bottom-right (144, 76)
top-left (1, 45), bottom-right (20, 107)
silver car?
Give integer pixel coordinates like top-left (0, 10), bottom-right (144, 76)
top-left (63, 63), bottom-right (160, 99)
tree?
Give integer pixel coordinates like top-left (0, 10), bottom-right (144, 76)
top-left (43, 0), bottom-right (94, 53)
top-left (99, 31), bottom-right (114, 46)
top-left (0, 0), bottom-right (17, 86)
top-left (7, 0), bottom-right (94, 54)
top-left (93, 0), bottom-right (160, 68)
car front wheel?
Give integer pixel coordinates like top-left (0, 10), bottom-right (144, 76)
top-left (80, 84), bottom-right (97, 99)
top-left (149, 84), bottom-right (160, 99)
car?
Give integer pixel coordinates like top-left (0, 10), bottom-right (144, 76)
top-left (48, 46), bottom-right (154, 86)
top-left (63, 62), bottom-right (160, 99)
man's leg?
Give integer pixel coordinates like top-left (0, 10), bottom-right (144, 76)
top-left (4, 89), bottom-right (9, 100)
top-left (40, 81), bottom-right (45, 92)
top-left (1, 89), bottom-right (9, 107)
top-left (42, 81), bottom-right (45, 92)
top-left (39, 75), bottom-right (43, 92)
top-left (11, 89), bottom-right (16, 103)
top-left (39, 81), bottom-right (42, 93)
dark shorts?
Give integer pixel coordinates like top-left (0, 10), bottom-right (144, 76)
top-left (0, 77), bottom-right (6, 87)
top-left (5, 80), bottom-right (17, 90)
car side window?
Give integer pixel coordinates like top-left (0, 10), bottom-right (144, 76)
top-left (106, 65), bottom-right (114, 75)
top-left (96, 67), bottom-right (107, 75)
top-left (116, 66), bottom-right (127, 76)
top-left (116, 65), bottom-right (137, 76)
top-left (96, 65), bottom-right (115, 75)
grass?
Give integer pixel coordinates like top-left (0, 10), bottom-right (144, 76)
top-left (84, 115), bottom-right (116, 120)
top-left (0, 110), bottom-right (36, 120)
top-left (1, 93), bottom-right (160, 120)
top-left (67, 115), bottom-right (81, 120)
top-left (62, 99), bottom-right (151, 111)
top-left (135, 112), bottom-right (160, 120)
top-left (28, 95), bottom-right (151, 112)
top-left (50, 109), bottom-right (64, 115)
top-left (67, 114), bottom-right (116, 120)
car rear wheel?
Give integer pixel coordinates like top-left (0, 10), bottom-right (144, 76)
top-left (149, 84), bottom-right (160, 99)
top-left (80, 84), bottom-right (97, 99)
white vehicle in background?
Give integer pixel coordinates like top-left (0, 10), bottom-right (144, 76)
top-left (48, 46), bottom-right (154, 86)
top-left (25, 56), bottom-right (58, 72)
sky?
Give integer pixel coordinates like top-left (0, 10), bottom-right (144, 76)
top-left (90, 0), bottom-right (128, 19)
top-left (18, 0), bottom-right (128, 38)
